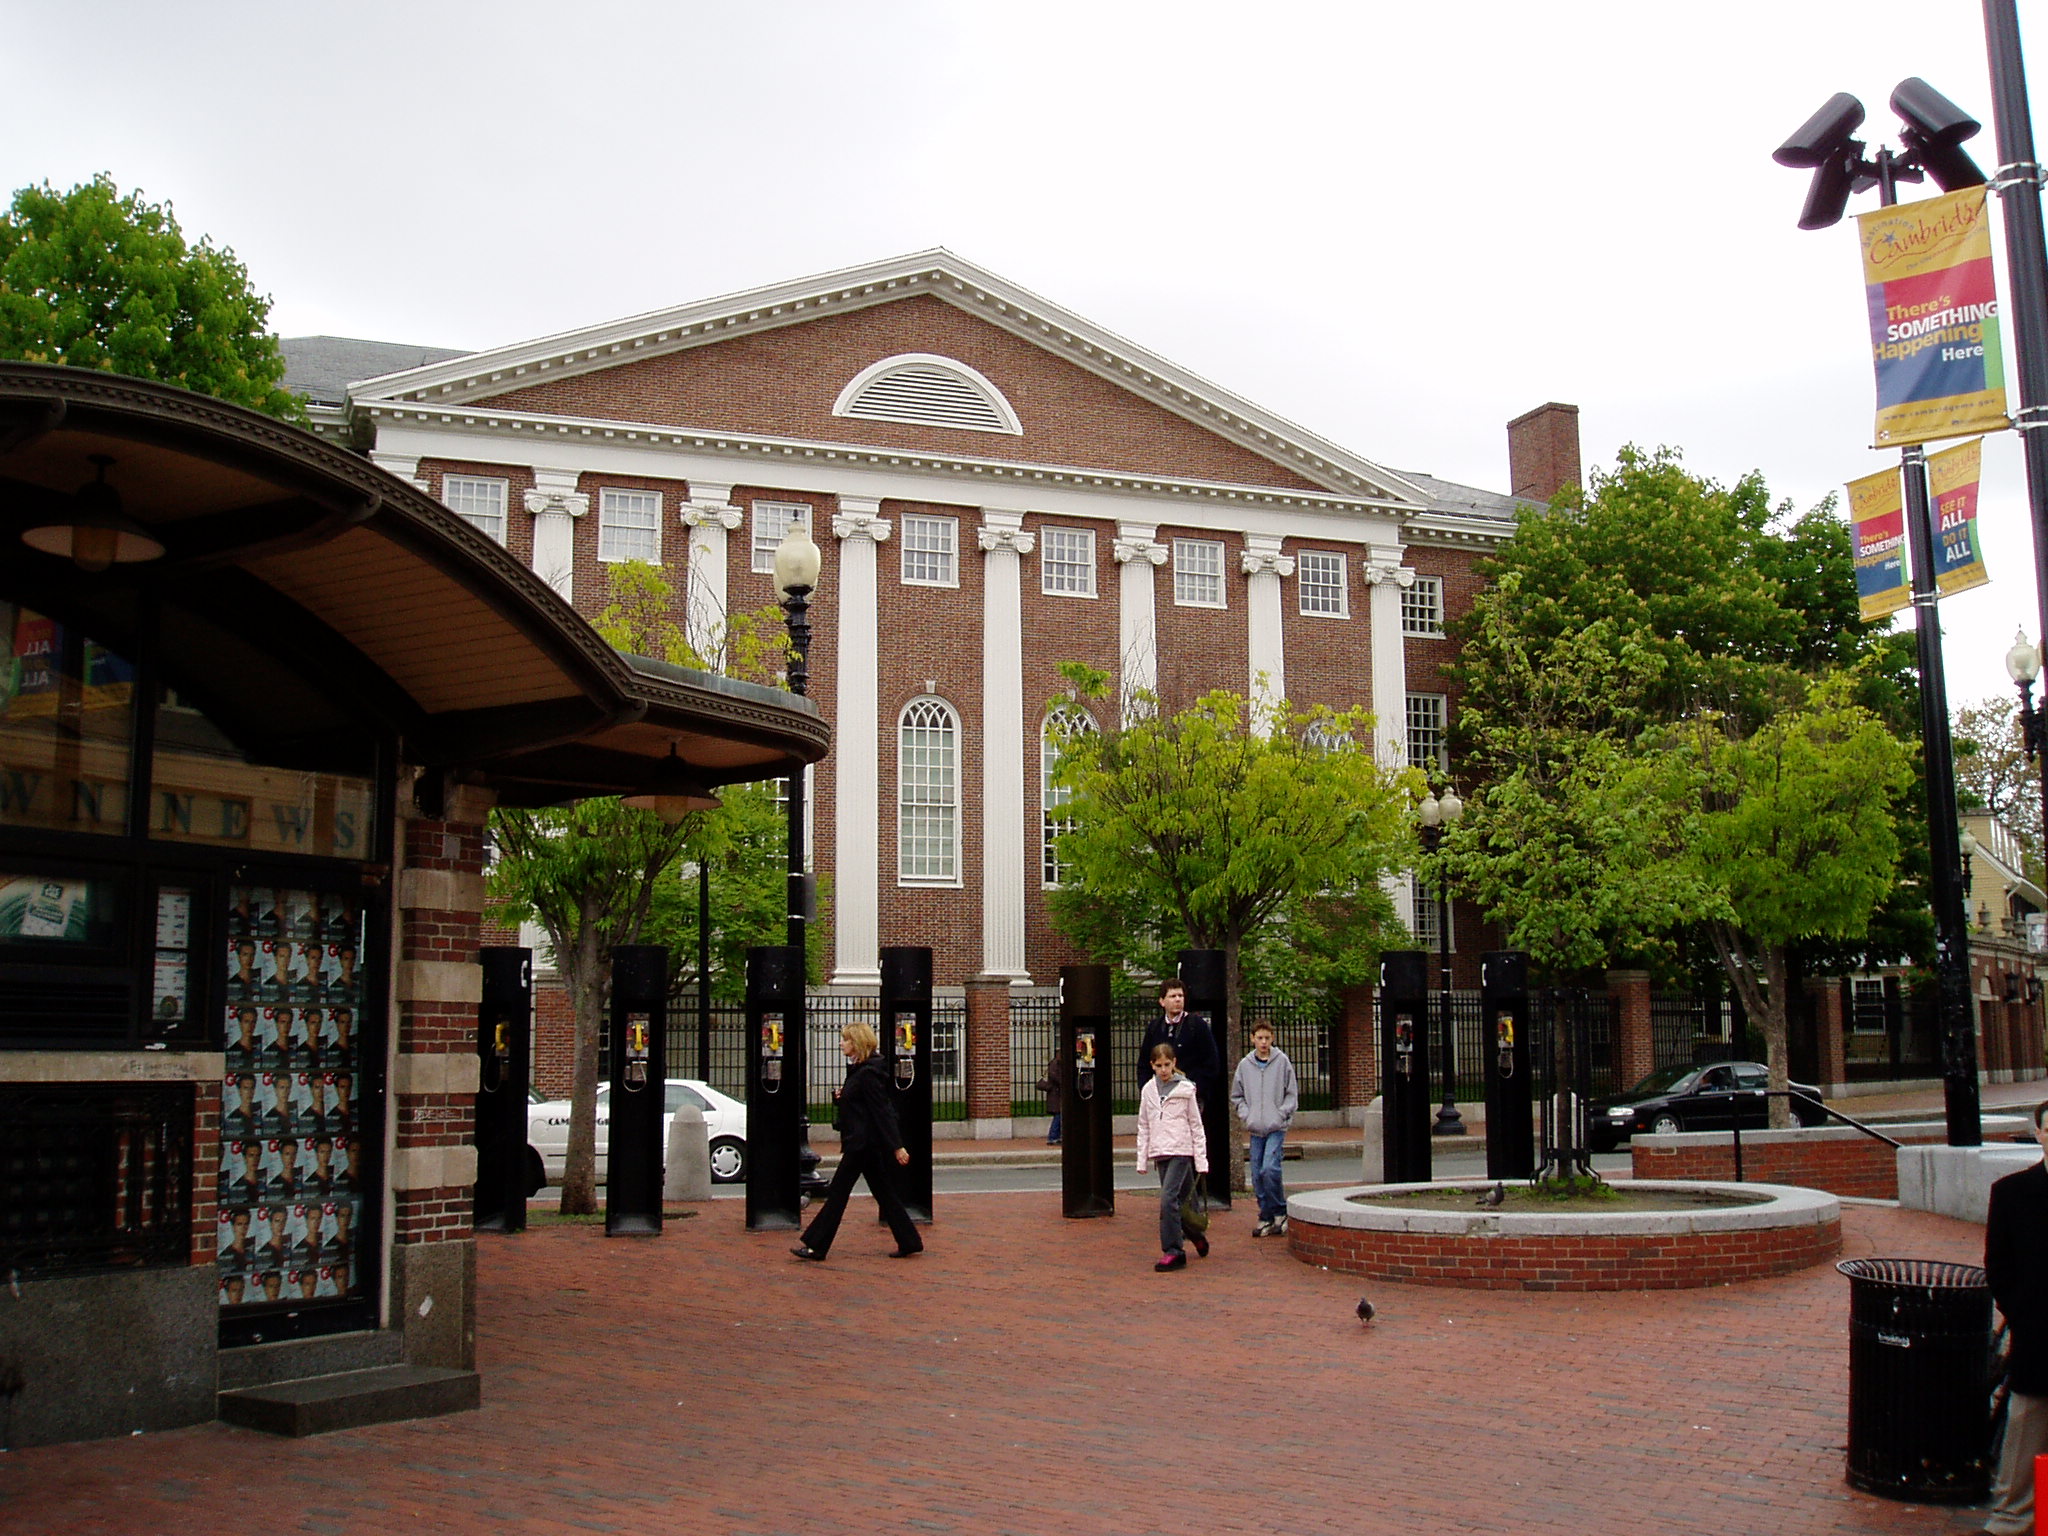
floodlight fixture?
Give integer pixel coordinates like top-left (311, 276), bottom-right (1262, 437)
top-left (1891, 76), bottom-right (1987, 190)
top-left (1775, 92), bottom-right (1868, 229)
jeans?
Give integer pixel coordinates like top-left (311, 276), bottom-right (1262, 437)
top-left (1249, 1130), bottom-right (1287, 1222)
top-left (1156, 1156), bottom-right (1195, 1254)
top-left (1047, 1111), bottom-right (1062, 1144)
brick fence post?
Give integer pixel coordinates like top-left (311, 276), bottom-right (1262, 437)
top-left (964, 974), bottom-right (1013, 1137)
top-left (1806, 976), bottom-right (1848, 1095)
top-left (1336, 984), bottom-right (1378, 1127)
top-left (1607, 970), bottom-right (1653, 1088)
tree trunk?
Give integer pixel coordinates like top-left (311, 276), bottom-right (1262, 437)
top-left (559, 906), bottom-right (608, 1215)
top-left (1707, 924), bottom-right (1793, 1130)
top-left (1223, 930), bottom-right (1247, 1196)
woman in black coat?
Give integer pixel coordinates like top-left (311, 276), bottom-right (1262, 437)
top-left (791, 1023), bottom-right (924, 1261)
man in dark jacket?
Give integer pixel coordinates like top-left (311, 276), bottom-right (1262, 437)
top-left (792, 1024), bottom-right (923, 1261)
top-left (1139, 982), bottom-right (1219, 1101)
top-left (1983, 1101), bottom-right (2048, 1536)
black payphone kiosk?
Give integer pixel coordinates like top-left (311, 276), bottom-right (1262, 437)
top-left (605, 944), bottom-right (666, 1236)
top-left (1059, 964), bottom-right (1115, 1218)
top-left (1380, 950), bottom-right (1432, 1184)
top-left (1481, 950), bottom-right (1535, 1180)
top-left (1175, 949), bottom-right (1231, 1208)
top-left (474, 946), bottom-right (533, 1233)
top-left (878, 947), bottom-right (934, 1225)
top-left (745, 945), bottom-right (806, 1231)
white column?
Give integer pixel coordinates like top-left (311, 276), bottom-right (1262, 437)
top-left (1364, 549), bottom-right (1418, 928)
top-left (978, 508), bottom-right (1036, 983)
top-left (679, 483), bottom-right (741, 664)
top-left (1240, 531), bottom-right (1294, 715)
top-left (830, 496), bottom-right (890, 987)
top-left (1113, 521), bottom-right (1166, 708)
top-left (524, 467), bottom-right (588, 602)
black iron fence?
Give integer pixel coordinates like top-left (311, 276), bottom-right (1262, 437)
top-left (1009, 995), bottom-right (1337, 1117)
top-left (0, 1083), bottom-right (193, 1278)
top-left (641, 998), bottom-right (969, 1125)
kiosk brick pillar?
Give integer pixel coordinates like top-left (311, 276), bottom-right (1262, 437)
top-left (1337, 984), bottom-right (1379, 1126)
top-left (388, 776), bottom-right (491, 1370)
top-left (964, 974), bottom-right (1013, 1135)
top-left (1607, 970), bottom-right (1653, 1089)
top-left (1807, 976), bottom-right (1849, 1094)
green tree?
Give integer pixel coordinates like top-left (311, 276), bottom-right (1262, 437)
top-left (489, 560), bottom-right (795, 1212)
top-left (1047, 667), bottom-right (1420, 1062)
top-left (0, 174), bottom-right (304, 421)
top-left (1447, 448), bottom-right (1919, 1122)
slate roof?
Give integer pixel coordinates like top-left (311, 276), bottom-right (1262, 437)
top-left (281, 336), bottom-right (469, 407)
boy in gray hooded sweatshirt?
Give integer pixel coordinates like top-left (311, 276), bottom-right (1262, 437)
top-left (1231, 1023), bottom-right (1299, 1236)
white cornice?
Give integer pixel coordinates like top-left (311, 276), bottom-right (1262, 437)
top-left (353, 398), bottom-right (1448, 522)
top-left (341, 249), bottom-right (1434, 509)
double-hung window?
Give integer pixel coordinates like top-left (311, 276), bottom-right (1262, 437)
top-left (752, 501), bottom-right (810, 573)
top-left (442, 476), bottom-right (508, 544)
top-left (1402, 575), bottom-right (1445, 637)
top-left (1173, 538), bottom-right (1225, 607)
top-left (900, 515), bottom-right (958, 586)
top-left (1041, 528), bottom-right (1095, 596)
top-left (599, 488), bottom-right (662, 563)
top-left (1406, 693), bottom-right (1448, 773)
top-left (1298, 551), bottom-right (1347, 616)
top-left (898, 699), bottom-right (961, 884)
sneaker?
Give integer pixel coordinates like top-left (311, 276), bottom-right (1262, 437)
top-left (1190, 1230), bottom-right (1210, 1258)
top-left (1154, 1251), bottom-right (1187, 1272)
top-left (1252, 1219), bottom-right (1274, 1238)
top-left (1272, 1214), bottom-right (1289, 1235)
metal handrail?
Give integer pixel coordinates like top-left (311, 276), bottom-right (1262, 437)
top-left (1684, 1088), bottom-right (1902, 1183)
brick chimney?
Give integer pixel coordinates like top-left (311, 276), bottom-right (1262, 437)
top-left (1506, 402), bottom-right (1582, 504)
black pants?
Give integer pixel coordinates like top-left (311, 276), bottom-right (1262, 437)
top-left (799, 1146), bottom-right (923, 1257)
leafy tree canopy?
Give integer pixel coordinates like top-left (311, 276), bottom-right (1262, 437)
top-left (0, 174), bottom-right (303, 421)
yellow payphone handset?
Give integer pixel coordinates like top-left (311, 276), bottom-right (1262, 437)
top-left (1394, 1014), bottom-right (1415, 1077)
top-left (1074, 1028), bottom-right (1097, 1100)
top-left (894, 1018), bottom-right (916, 1090)
top-left (1496, 1013), bottom-right (1515, 1079)
top-left (761, 1016), bottom-right (784, 1093)
top-left (483, 1017), bottom-right (510, 1092)
top-left (625, 1015), bottom-right (650, 1089)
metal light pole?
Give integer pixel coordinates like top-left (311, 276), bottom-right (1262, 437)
top-left (2005, 629), bottom-right (2048, 845)
top-left (1775, 82), bottom-right (1984, 1146)
top-left (773, 519), bottom-right (823, 1184)
top-left (1983, 3), bottom-right (2048, 865)
top-left (1421, 787), bottom-right (1466, 1136)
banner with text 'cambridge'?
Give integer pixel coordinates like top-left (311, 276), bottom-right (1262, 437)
top-left (1847, 467), bottom-right (1909, 622)
top-left (1857, 187), bottom-right (2009, 447)
top-left (1929, 437), bottom-right (1989, 597)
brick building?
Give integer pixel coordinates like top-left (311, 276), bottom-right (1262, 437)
top-left (289, 252), bottom-right (1572, 1007)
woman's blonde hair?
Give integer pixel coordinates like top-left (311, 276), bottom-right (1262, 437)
top-left (842, 1022), bottom-right (879, 1060)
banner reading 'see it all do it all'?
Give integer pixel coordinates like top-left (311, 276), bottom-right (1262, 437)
top-left (1846, 436), bottom-right (1989, 622)
top-left (1857, 186), bottom-right (2010, 447)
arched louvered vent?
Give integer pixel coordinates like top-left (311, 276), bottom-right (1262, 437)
top-left (833, 354), bottom-right (1021, 435)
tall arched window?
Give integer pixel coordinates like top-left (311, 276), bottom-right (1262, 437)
top-left (898, 698), bottom-right (961, 884)
top-left (1042, 707), bottom-right (1096, 887)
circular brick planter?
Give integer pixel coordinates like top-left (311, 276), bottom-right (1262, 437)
top-left (1286, 1181), bottom-right (1841, 1291)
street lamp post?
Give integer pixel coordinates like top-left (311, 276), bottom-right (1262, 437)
top-left (1421, 787), bottom-right (1466, 1136)
top-left (1774, 81), bottom-right (1985, 1147)
top-left (773, 519), bottom-right (823, 1188)
top-left (2005, 629), bottom-right (2048, 849)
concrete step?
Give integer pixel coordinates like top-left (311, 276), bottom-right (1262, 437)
top-left (219, 1364), bottom-right (479, 1437)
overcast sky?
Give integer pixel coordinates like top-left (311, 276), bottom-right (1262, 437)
top-left (11, 1), bottom-right (2048, 707)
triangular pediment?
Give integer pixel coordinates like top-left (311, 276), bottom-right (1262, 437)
top-left (347, 251), bottom-right (1430, 510)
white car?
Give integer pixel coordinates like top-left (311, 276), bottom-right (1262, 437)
top-left (525, 1078), bottom-right (748, 1192)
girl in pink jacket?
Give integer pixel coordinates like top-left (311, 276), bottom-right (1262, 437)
top-left (1136, 1041), bottom-right (1210, 1271)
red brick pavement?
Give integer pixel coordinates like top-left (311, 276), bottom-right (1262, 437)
top-left (0, 1197), bottom-right (2007, 1536)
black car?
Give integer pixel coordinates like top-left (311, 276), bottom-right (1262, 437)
top-left (1589, 1060), bottom-right (1825, 1153)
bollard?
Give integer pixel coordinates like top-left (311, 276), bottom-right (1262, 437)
top-left (474, 947), bottom-right (533, 1233)
top-left (745, 945), bottom-right (806, 1231)
top-left (1177, 948), bottom-right (1231, 1209)
top-left (1380, 951), bottom-right (1431, 1184)
top-left (879, 948), bottom-right (935, 1224)
top-left (605, 944), bottom-right (666, 1236)
top-left (1060, 965), bottom-right (1115, 1217)
top-left (664, 1103), bottom-right (713, 1201)
top-left (1481, 950), bottom-right (1534, 1181)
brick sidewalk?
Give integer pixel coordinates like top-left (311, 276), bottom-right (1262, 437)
top-left (0, 1196), bottom-right (2005, 1536)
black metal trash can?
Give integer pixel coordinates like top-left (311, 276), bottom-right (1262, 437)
top-left (1838, 1258), bottom-right (1993, 1503)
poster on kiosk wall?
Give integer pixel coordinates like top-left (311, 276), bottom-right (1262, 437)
top-left (1857, 186), bottom-right (2010, 447)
